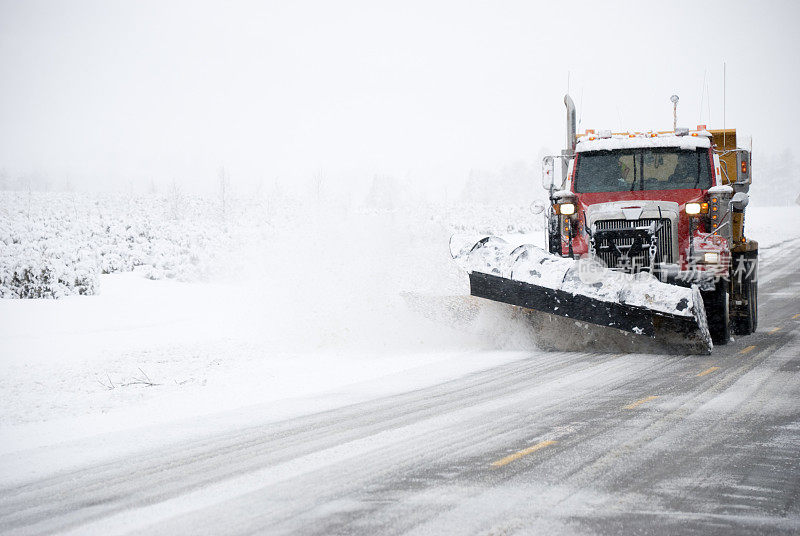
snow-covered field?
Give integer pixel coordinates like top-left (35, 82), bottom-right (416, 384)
top-left (1, 191), bottom-right (798, 481)
top-left (0, 191), bottom-right (544, 471)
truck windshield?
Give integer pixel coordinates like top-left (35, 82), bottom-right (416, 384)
top-left (574, 148), bottom-right (711, 193)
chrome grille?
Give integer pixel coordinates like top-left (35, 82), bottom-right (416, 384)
top-left (593, 218), bottom-right (673, 271)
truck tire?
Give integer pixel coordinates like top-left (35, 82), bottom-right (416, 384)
top-left (732, 255), bottom-right (758, 335)
top-left (732, 277), bottom-right (757, 335)
top-left (732, 282), bottom-right (753, 335)
top-left (750, 257), bottom-right (758, 333)
top-left (750, 275), bottom-right (758, 332)
top-left (702, 280), bottom-right (730, 345)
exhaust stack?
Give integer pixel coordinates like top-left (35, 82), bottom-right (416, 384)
top-left (562, 94), bottom-right (577, 179)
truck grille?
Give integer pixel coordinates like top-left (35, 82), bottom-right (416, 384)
top-left (593, 218), bottom-right (674, 271)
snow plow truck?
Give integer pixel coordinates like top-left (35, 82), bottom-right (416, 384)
top-left (451, 95), bottom-right (758, 353)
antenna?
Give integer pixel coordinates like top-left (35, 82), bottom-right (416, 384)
top-left (723, 62), bottom-right (726, 146)
top-left (699, 69), bottom-right (707, 124)
top-left (670, 95), bottom-right (679, 130)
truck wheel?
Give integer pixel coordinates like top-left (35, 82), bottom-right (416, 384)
top-left (732, 280), bottom-right (754, 335)
top-left (750, 276), bottom-right (758, 333)
top-left (750, 256), bottom-right (758, 332)
top-left (732, 278), bottom-right (757, 335)
top-left (732, 255), bottom-right (758, 336)
top-left (703, 280), bottom-right (730, 345)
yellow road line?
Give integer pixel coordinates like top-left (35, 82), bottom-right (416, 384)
top-left (769, 327), bottom-right (782, 334)
top-left (697, 366), bottom-right (720, 377)
top-left (491, 440), bottom-right (556, 468)
top-left (623, 395), bottom-right (659, 410)
top-left (739, 345), bottom-right (757, 355)
top-left (793, 313), bottom-right (800, 319)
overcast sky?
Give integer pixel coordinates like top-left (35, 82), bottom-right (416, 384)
top-left (1, 0), bottom-right (798, 194)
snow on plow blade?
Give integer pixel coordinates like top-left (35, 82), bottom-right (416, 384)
top-left (450, 235), bottom-right (712, 353)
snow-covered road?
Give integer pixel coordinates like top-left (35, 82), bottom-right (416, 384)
top-left (1, 239), bottom-right (798, 534)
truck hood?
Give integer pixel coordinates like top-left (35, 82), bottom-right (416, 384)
top-left (575, 189), bottom-right (706, 213)
top-left (584, 200), bottom-right (679, 225)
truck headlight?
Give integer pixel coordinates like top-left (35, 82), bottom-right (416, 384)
top-left (559, 203), bottom-right (576, 215)
top-left (703, 252), bottom-right (720, 264)
top-left (685, 202), bottom-right (702, 215)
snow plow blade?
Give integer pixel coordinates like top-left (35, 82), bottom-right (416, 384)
top-left (470, 271), bottom-right (702, 338)
top-left (451, 235), bottom-right (712, 353)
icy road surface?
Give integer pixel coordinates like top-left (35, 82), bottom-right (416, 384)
top-left (1, 244), bottom-right (799, 535)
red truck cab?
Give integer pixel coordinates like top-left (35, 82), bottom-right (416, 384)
top-left (551, 129), bottom-right (731, 284)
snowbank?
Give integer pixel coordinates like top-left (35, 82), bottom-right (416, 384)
top-left (0, 192), bottom-right (545, 458)
top-left (0, 192), bottom-right (267, 298)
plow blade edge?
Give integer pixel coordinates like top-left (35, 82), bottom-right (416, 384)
top-left (469, 271), bottom-right (702, 339)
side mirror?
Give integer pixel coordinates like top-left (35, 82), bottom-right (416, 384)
top-left (530, 200), bottom-right (546, 214)
top-left (731, 192), bottom-right (749, 212)
top-left (541, 156), bottom-right (555, 190)
top-left (736, 150), bottom-right (751, 185)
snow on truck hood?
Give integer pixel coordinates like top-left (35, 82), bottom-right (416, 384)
top-left (576, 135), bottom-right (710, 153)
top-left (585, 200), bottom-right (680, 223)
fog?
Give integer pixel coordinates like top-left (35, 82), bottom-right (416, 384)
top-left (1, 0), bottom-right (799, 198)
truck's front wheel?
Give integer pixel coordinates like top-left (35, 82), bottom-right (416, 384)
top-left (703, 280), bottom-right (731, 345)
